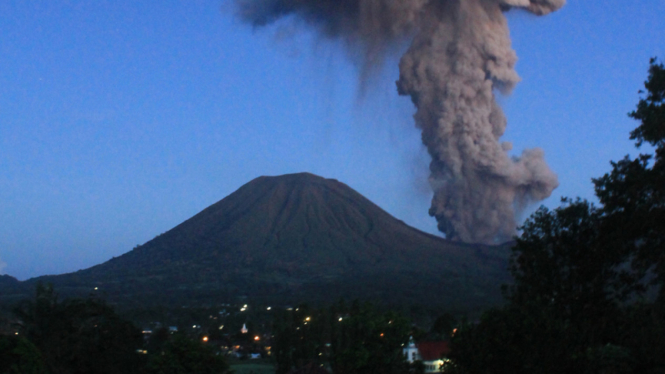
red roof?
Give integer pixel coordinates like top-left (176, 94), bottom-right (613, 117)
top-left (416, 341), bottom-right (450, 361)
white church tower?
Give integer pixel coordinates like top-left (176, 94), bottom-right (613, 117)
top-left (403, 336), bottom-right (420, 363)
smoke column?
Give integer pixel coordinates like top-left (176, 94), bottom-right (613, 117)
top-left (235, 0), bottom-right (563, 243)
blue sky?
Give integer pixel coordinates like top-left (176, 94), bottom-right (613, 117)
top-left (1, 0), bottom-right (664, 280)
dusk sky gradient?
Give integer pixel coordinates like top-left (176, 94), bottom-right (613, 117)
top-left (1, 0), bottom-right (664, 280)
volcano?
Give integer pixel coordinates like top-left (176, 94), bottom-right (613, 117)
top-left (1, 173), bottom-right (511, 313)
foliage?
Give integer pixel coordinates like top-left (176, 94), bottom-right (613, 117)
top-left (594, 58), bottom-right (665, 300)
top-left (329, 301), bottom-right (411, 374)
top-left (509, 199), bottom-right (637, 309)
top-left (271, 301), bottom-right (411, 374)
top-left (229, 361), bottom-right (275, 374)
top-left (272, 304), bottom-right (327, 374)
top-left (11, 283), bottom-right (232, 374)
top-left (619, 302), bottom-right (665, 373)
top-left (446, 58), bottom-right (665, 374)
top-left (145, 333), bottom-right (230, 374)
top-left (628, 58), bottom-right (665, 149)
top-left (428, 312), bottom-right (457, 341)
top-left (0, 335), bottom-right (48, 374)
top-left (14, 282), bottom-right (146, 374)
top-left (145, 326), bottom-right (171, 356)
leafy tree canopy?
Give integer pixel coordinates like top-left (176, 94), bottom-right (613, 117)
top-left (594, 58), bottom-right (665, 299)
top-left (146, 333), bottom-right (230, 374)
top-left (447, 58), bottom-right (665, 374)
top-left (13, 283), bottom-right (146, 374)
top-left (628, 58), bottom-right (665, 149)
top-left (271, 301), bottom-right (412, 374)
top-left (0, 335), bottom-right (48, 374)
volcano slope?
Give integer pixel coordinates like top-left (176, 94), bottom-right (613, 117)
top-left (2, 173), bottom-right (511, 314)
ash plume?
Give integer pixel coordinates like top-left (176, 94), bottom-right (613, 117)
top-left (235, 0), bottom-right (563, 243)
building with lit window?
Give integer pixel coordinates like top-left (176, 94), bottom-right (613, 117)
top-left (403, 337), bottom-right (450, 373)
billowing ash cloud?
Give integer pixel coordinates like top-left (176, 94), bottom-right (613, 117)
top-left (235, 0), bottom-right (563, 243)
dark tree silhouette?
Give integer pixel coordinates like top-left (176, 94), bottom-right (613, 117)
top-left (14, 283), bottom-right (146, 374)
top-left (145, 333), bottom-right (230, 374)
top-left (594, 58), bottom-right (665, 300)
top-left (446, 58), bottom-right (665, 374)
top-left (0, 335), bottom-right (48, 374)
